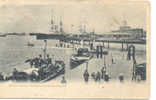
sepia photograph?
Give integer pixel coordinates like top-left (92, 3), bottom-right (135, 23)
top-left (0, 0), bottom-right (150, 98)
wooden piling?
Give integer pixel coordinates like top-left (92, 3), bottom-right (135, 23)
top-left (126, 43), bottom-right (129, 51)
top-left (86, 62), bottom-right (88, 70)
top-left (103, 41), bottom-right (105, 48)
top-left (107, 41), bottom-right (110, 48)
top-left (121, 42), bottom-right (123, 51)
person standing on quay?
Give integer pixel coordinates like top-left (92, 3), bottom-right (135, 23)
top-left (101, 67), bottom-right (106, 79)
top-left (104, 72), bottom-right (110, 82)
top-left (61, 76), bottom-right (67, 84)
top-left (119, 73), bottom-right (124, 82)
top-left (83, 69), bottom-right (89, 83)
top-left (96, 72), bottom-right (101, 82)
top-left (0, 72), bottom-right (4, 81)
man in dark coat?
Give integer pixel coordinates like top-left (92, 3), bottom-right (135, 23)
top-left (0, 72), bottom-right (4, 80)
top-left (96, 72), bottom-right (101, 82)
top-left (101, 67), bottom-right (106, 79)
top-left (104, 73), bottom-right (110, 82)
top-left (119, 73), bottom-right (124, 82)
top-left (83, 69), bottom-right (89, 82)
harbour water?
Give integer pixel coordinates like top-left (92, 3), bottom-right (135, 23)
top-left (0, 36), bottom-right (72, 74)
top-left (0, 35), bottom-right (146, 82)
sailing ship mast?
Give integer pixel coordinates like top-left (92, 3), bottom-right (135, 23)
top-left (50, 10), bottom-right (55, 33)
top-left (50, 10), bottom-right (64, 34)
top-left (59, 16), bottom-right (64, 34)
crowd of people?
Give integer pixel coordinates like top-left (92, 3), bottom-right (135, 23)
top-left (83, 67), bottom-right (125, 83)
top-left (28, 54), bottom-right (52, 68)
top-left (83, 67), bottom-right (111, 83)
top-left (0, 54), bottom-right (53, 81)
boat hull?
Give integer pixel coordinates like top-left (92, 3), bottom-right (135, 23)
top-left (5, 61), bottom-right (65, 82)
top-left (70, 58), bottom-right (87, 69)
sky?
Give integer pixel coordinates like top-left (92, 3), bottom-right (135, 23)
top-left (0, 2), bottom-right (148, 34)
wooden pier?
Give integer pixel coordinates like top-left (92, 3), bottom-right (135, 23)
top-left (64, 38), bottom-right (146, 51)
top-left (36, 33), bottom-right (146, 51)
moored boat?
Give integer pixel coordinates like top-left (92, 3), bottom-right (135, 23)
top-left (27, 42), bottom-right (35, 47)
top-left (3, 40), bottom-right (65, 82)
top-left (70, 48), bottom-right (93, 69)
top-left (0, 34), bottom-right (7, 37)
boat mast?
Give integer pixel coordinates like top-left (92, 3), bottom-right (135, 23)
top-left (59, 16), bottom-right (64, 34)
top-left (51, 10), bottom-right (55, 33)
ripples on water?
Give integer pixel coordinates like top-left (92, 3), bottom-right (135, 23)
top-left (0, 36), bottom-right (146, 75)
top-left (0, 36), bottom-right (72, 74)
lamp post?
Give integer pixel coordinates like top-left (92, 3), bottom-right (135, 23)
top-left (43, 40), bottom-right (47, 60)
top-left (86, 61), bottom-right (88, 70)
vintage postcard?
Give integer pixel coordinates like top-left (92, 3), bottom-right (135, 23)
top-left (0, 0), bottom-right (150, 99)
